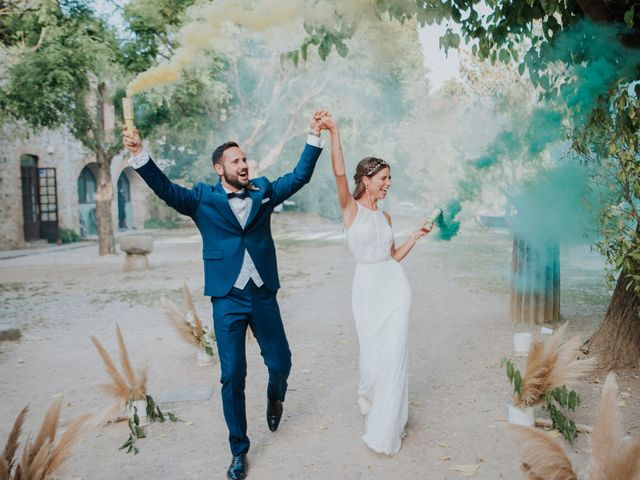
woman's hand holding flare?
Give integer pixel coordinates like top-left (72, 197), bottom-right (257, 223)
top-left (411, 222), bottom-right (433, 241)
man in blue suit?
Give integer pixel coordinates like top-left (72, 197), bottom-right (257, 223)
top-left (123, 113), bottom-right (324, 479)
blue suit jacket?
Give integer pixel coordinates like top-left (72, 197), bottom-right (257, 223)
top-left (134, 143), bottom-right (322, 297)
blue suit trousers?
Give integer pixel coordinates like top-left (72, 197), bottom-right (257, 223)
top-left (211, 280), bottom-right (291, 456)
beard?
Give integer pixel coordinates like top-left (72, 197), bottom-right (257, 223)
top-left (223, 169), bottom-right (249, 190)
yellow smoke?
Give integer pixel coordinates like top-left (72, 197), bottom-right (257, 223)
top-left (126, 0), bottom-right (380, 96)
top-left (127, 0), bottom-right (319, 96)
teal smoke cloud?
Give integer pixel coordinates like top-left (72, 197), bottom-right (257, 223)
top-left (435, 199), bottom-right (462, 241)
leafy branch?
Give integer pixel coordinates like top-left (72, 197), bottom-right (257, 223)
top-left (501, 357), bottom-right (583, 443)
top-left (119, 395), bottom-right (181, 455)
top-left (544, 386), bottom-right (581, 443)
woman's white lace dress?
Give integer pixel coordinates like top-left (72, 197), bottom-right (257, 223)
top-left (345, 203), bottom-right (412, 455)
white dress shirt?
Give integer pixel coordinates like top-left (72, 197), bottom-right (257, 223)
top-left (223, 186), bottom-right (264, 289)
top-left (128, 134), bottom-right (323, 290)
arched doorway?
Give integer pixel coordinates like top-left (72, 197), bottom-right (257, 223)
top-left (77, 165), bottom-right (97, 237)
top-left (117, 171), bottom-right (133, 230)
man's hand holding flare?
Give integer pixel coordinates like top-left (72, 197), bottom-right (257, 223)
top-left (123, 127), bottom-right (143, 156)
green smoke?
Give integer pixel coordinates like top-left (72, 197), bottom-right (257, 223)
top-left (509, 160), bottom-right (600, 248)
top-left (452, 19), bottom-right (637, 250)
top-left (435, 199), bottom-right (462, 241)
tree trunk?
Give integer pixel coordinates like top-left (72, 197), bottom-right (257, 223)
top-left (586, 268), bottom-right (640, 370)
top-left (510, 235), bottom-right (560, 324)
top-left (95, 150), bottom-right (115, 255)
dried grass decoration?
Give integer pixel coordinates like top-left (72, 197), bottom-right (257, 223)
top-left (0, 397), bottom-right (90, 480)
top-left (502, 323), bottom-right (596, 442)
top-left (90, 324), bottom-right (180, 455)
top-left (161, 282), bottom-right (216, 358)
top-left (509, 372), bottom-right (640, 480)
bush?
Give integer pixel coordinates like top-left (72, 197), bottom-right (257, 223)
top-left (144, 218), bottom-right (179, 229)
top-left (59, 228), bottom-right (81, 244)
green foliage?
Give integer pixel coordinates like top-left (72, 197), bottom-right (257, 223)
top-left (439, 28), bottom-right (460, 54)
top-left (284, 17), bottom-right (355, 64)
top-left (121, 0), bottom-right (198, 73)
top-left (501, 357), bottom-right (523, 396)
top-left (502, 358), bottom-right (583, 443)
top-left (120, 395), bottom-right (180, 455)
top-left (625, 5), bottom-right (636, 28)
top-left (144, 218), bottom-right (179, 229)
top-left (544, 386), bottom-right (581, 443)
top-left (0, 1), bottom-right (118, 138)
top-left (59, 227), bottom-right (80, 244)
top-left (1, 0), bottom-right (217, 154)
top-left (120, 403), bottom-right (145, 455)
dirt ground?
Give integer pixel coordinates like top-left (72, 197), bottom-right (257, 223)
top-left (0, 212), bottom-right (638, 480)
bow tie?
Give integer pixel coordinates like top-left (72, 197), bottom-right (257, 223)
top-left (227, 190), bottom-right (248, 200)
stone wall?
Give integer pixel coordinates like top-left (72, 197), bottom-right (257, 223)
top-left (0, 126), bottom-right (150, 250)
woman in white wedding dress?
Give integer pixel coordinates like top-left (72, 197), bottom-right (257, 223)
top-left (319, 112), bottom-right (432, 455)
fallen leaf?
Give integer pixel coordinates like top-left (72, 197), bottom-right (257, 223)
top-left (450, 463), bottom-right (481, 477)
top-left (618, 400), bottom-right (626, 407)
top-left (438, 442), bottom-right (450, 448)
top-left (337, 339), bottom-right (348, 345)
top-left (546, 430), bottom-right (562, 438)
top-left (439, 455), bottom-right (451, 461)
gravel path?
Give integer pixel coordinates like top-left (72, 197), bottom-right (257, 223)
top-left (0, 213), bottom-right (637, 479)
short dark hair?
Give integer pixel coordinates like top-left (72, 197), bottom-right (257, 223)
top-left (212, 141), bottom-right (239, 165)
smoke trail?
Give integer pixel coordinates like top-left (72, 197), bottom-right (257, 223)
top-left (126, 0), bottom-right (384, 97)
top-left (127, 0), bottom-right (310, 96)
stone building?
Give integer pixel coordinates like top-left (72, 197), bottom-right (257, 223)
top-left (0, 125), bottom-right (149, 250)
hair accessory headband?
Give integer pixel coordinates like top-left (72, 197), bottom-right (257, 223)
top-left (364, 159), bottom-right (388, 176)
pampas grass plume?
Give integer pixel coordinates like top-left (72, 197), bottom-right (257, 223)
top-left (90, 324), bottom-right (147, 402)
top-left (1, 406), bottom-right (28, 478)
top-left (516, 323), bottom-right (595, 407)
top-left (510, 372), bottom-right (640, 480)
top-left (161, 297), bottom-right (201, 348)
top-left (509, 424), bottom-right (578, 480)
top-left (2, 398), bottom-right (90, 480)
top-left (587, 372), bottom-right (640, 480)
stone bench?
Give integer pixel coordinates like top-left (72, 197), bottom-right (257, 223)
top-left (119, 236), bottom-right (154, 272)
